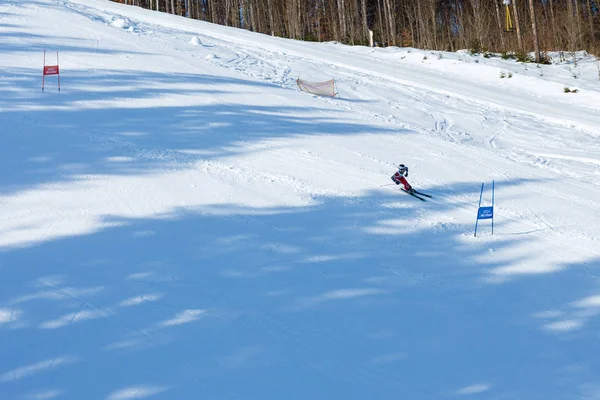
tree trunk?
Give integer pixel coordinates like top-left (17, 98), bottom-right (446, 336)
top-left (430, 0), bottom-right (437, 49)
top-left (586, 0), bottom-right (595, 44)
top-left (494, 0), bottom-right (506, 50)
top-left (447, 15), bottom-right (454, 51)
top-left (223, 0), bottom-right (230, 26)
top-left (574, 0), bottom-right (583, 49)
top-left (384, 0), bottom-right (395, 45)
top-left (417, 0), bottom-right (424, 48)
top-left (361, 0), bottom-right (368, 44)
top-left (547, 0), bottom-right (558, 49)
top-left (210, 0), bottom-right (216, 24)
top-left (249, 0), bottom-right (257, 31)
top-left (528, 0), bottom-right (541, 62)
top-left (377, 0), bottom-right (387, 45)
top-left (512, 0), bottom-right (524, 50)
top-left (267, 0), bottom-right (275, 36)
top-left (337, 0), bottom-right (347, 42)
top-left (315, 0), bottom-right (321, 41)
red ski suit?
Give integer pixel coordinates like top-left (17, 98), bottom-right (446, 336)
top-left (391, 170), bottom-right (412, 191)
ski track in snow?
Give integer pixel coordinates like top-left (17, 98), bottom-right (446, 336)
top-left (28, 0), bottom-right (600, 190)
top-left (1, 0), bottom-right (600, 399)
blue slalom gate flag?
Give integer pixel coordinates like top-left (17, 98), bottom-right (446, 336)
top-left (478, 206), bottom-right (493, 219)
top-left (474, 181), bottom-right (494, 237)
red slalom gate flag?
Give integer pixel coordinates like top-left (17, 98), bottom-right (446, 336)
top-left (42, 50), bottom-right (61, 92)
top-left (44, 65), bottom-right (59, 75)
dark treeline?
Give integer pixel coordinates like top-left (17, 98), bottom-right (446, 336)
top-left (113, 1), bottom-right (600, 58)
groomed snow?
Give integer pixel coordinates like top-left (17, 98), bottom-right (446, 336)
top-left (1, 1), bottom-right (600, 399)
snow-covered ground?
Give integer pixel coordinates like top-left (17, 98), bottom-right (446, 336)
top-left (2, 0), bottom-right (600, 399)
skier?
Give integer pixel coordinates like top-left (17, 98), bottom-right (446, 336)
top-left (391, 164), bottom-right (413, 192)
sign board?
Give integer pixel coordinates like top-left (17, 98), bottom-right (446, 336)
top-left (43, 65), bottom-right (59, 75)
top-left (477, 206), bottom-right (494, 220)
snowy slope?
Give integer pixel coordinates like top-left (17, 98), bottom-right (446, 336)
top-left (1, 1), bottom-right (600, 399)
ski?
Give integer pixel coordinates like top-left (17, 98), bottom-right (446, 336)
top-left (411, 190), bottom-right (432, 198)
top-left (401, 188), bottom-right (427, 201)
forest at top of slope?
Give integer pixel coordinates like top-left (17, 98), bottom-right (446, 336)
top-left (112, 0), bottom-right (600, 61)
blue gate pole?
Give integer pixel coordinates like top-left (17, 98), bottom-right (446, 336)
top-left (474, 182), bottom-right (484, 237)
top-left (492, 180), bottom-right (495, 235)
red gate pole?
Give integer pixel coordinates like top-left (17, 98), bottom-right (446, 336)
top-left (42, 51), bottom-right (60, 92)
top-left (56, 51), bottom-right (60, 92)
top-left (42, 50), bottom-right (46, 92)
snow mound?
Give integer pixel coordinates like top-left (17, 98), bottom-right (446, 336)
top-left (106, 16), bottom-right (139, 33)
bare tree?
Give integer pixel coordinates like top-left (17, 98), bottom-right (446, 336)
top-left (360, 0), bottom-right (368, 44)
top-left (337, 0), bottom-right (347, 41)
top-left (111, 0), bottom-right (600, 59)
top-left (528, 0), bottom-right (541, 62)
top-left (512, 0), bottom-right (524, 50)
top-left (494, 0), bottom-right (506, 50)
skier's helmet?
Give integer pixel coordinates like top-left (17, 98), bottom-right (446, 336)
top-left (398, 164), bottom-right (405, 169)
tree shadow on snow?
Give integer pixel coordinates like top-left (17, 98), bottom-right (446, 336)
top-left (1, 179), bottom-right (599, 400)
top-left (0, 67), bottom-right (400, 196)
top-left (1, 4), bottom-right (599, 399)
